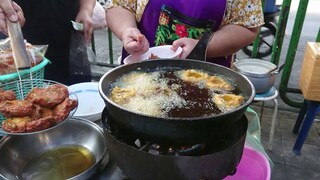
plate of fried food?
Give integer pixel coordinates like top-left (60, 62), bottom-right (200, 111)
top-left (0, 79), bottom-right (78, 135)
top-left (123, 45), bottom-right (182, 64)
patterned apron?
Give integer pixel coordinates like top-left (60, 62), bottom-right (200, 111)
top-left (122, 0), bottom-right (231, 67)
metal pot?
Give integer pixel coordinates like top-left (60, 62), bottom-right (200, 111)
top-left (104, 113), bottom-right (248, 180)
top-left (0, 118), bottom-right (107, 180)
top-left (233, 59), bottom-right (284, 93)
top-left (99, 59), bottom-right (255, 144)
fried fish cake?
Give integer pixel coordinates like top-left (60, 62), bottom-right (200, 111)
top-left (2, 116), bottom-right (32, 133)
top-left (25, 87), bottom-right (43, 102)
top-left (53, 98), bottom-right (78, 122)
top-left (26, 84), bottom-right (69, 108)
top-left (213, 94), bottom-right (245, 111)
top-left (206, 76), bottom-right (234, 91)
top-left (26, 116), bottom-right (57, 132)
top-left (180, 69), bottom-right (208, 83)
top-left (110, 86), bottom-right (136, 105)
top-left (0, 100), bottom-right (33, 117)
top-left (0, 89), bottom-right (16, 103)
top-left (30, 104), bottom-right (54, 121)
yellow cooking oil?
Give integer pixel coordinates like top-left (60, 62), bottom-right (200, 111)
top-left (20, 145), bottom-right (96, 180)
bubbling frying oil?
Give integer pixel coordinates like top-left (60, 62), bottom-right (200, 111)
top-left (110, 69), bottom-right (243, 118)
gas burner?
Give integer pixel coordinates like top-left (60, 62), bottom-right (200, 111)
top-left (138, 141), bottom-right (207, 156)
top-left (101, 108), bottom-right (248, 180)
top-left (105, 115), bottom-right (238, 156)
top-left (131, 139), bottom-right (237, 156)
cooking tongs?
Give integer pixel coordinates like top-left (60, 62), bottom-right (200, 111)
top-left (6, 19), bottom-right (30, 70)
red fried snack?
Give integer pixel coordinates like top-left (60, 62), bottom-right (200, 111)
top-left (0, 100), bottom-right (33, 117)
top-left (26, 84), bottom-right (69, 108)
top-left (30, 104), bottom-right (54, 120)
top-left (0, 89), bottom-right (16, 103)
top-left (24, 87), bottom-right (43, 102)
top-left (26, 116), bottom-right (57, 132)
top-left (53, 98), bottom-right (78, 122)
top-left (148, 53), bottom-right (160, 60)
top-left (2, 116), bottom-right (32, 133)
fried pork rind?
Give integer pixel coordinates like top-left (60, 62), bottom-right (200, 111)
top-left (110, 86), bottom-right (136, 104)
top-left (206, 76), bottom-right (234, 91)
top-left (26, 84), bottom-right (69, 108)
top-left (53, 98), bottom-right (78, 122)
top-left (0, 100), bottom-right (33, 117)
top-left (2, 116), bottom-right (31, 133)
top-left (213, 94), bottom-right (245, 111)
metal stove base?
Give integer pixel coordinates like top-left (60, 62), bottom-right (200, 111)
top-left (89, 160), bottom-right (127, 180)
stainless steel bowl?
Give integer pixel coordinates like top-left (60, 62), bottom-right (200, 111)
top-left (0, 118), bottom-right (107, 180)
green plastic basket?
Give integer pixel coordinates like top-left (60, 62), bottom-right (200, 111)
top-left (0, 79), bottom-right (78, 135)
top-left (0, 58), bottom-right (50, 83)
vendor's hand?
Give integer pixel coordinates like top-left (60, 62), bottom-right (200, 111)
top-left (122, 27), bottom-right (149, 55)
top-left (75, 10), bottom-right (94, 44)
top-left (172, 38), bottom-right (199, 59)
top-left (0, 1), bottom-right (25, 35)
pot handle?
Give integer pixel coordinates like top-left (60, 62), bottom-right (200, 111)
top-left (186, 32), bottom-right (214, 61)
top-left (271, 63), bottom-right (285, 75)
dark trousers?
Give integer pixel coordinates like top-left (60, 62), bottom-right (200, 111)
top-left (15, 0), bottom-right (91, 85)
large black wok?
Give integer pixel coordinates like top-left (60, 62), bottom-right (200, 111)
top-left (98, 58), bottom-right (255, 144)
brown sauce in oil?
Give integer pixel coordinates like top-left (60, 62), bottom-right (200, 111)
top-left (160, 71), bottom-right (221, 118)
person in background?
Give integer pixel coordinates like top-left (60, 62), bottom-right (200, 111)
top-left (105, 0), bottom-right (264, 67)
top-left (0, 0), bottom-right (96, 85)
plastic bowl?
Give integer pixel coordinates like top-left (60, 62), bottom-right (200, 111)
top-left (68, 82), bottom-right (105, 121)
top-left (123, 45), bottom-right (182, 64)
top-left (224, 146), bottom-right (271, 180)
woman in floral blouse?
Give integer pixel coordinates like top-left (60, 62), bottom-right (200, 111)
top-left (105, 0), bottom-right (264, 67)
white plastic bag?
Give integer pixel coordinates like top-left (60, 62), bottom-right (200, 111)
top-left (92, 2), bottom-right (107, 30)
top-left (0, 38), bottom-right (48, 75)
top-left (69, 30), bottom-right (92, 82)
